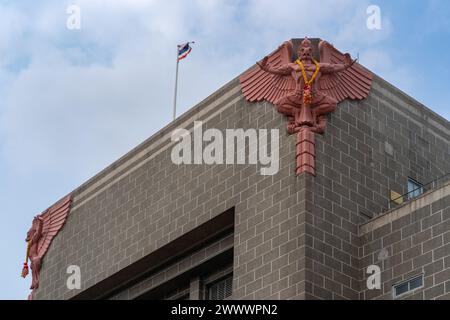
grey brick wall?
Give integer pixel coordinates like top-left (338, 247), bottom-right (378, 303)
top-left (304, 75), bottom-right (449, 299)
top-left (33, 68), bottom-right (449, 300)
top-left (110, 232), bottom-right (234, 299)
top-left (359, 183), bottom-right (450, 299)
top-left (33, 77), bottom-right (308, 300)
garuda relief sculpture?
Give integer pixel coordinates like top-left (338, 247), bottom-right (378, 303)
top-left (21, 195), bottom-right (72, 298)
top-left (240, 38), bottom-right (373, 175)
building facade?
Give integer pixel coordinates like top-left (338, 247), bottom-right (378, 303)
top-left (31, 39), bottom-right (450, 300)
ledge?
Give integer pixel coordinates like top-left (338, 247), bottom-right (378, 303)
top-left (359, 180), bottom-right (450, 235)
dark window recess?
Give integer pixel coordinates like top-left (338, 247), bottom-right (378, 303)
top-left (393, 274), bottom-right (423, 298)
top-left (207, 274), bottom-right (233, 300)
top-left (173, 294), bottom-right (189, 300)
top-left (407, 178), bottom-right (424, 200)
top-left (164, 286), bottom-right (190, 300)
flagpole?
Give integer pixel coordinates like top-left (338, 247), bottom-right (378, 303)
top-left (173, 50), bottom-right (179, 121)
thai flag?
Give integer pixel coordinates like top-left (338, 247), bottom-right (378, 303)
top-left (177, 42), bottom-right (194, 61)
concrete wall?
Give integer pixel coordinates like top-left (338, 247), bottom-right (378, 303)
top-left (34, 77), bottom-right (308, 300)
top-left (33, 68), bottom-right (450, 299)
top-left (304, 75), bottom-right (450, 299)
top-left (360, 182), bottom-right (450, 299)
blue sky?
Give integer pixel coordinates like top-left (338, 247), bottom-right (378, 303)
top-left (0, 0), bottom-right (449, 299)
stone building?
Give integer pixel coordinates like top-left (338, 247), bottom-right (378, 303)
top-left (31, 38), bottom-right (450, 300)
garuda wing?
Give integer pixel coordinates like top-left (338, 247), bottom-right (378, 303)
top-left (318, 40), bottom-right (373, 102)
top-left (240, 40), bottom-right (296, 104)
top-left (37, 195), bottom-right (72, 259)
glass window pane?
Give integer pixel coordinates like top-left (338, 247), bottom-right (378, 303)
top-left (395, 282), bottom-right (409, 296)
top-left (407, 180), bottom-right (414, 193)
top-left (208, 274), bottom-right (233, 300)
top-left (407, 178), bottom-right (423, 199)
top-left (394, 275), bottom-right (424, 298)
top-left (409, 276), bottom-right (423, 290)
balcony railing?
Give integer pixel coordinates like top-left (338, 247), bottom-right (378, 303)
top-left (387, 172), bottom-right (450, 211)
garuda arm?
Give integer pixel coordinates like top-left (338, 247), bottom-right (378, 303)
top-left (319, 54), bottom-right (357, 74)
top-left (256, 56), bottom-right (292, 76)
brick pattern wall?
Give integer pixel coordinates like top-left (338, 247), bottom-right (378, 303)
top-left (33, 72), bottom-right (449, 300)
top-left (360, 193), bottom-right (450, 299)
top-left (304, 76), bottom-right (450, 299)
top-left (34, 78), bottom-right (308, 300)
top-left (110, 233), bottom-right (234, 299)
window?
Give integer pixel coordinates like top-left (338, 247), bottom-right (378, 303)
top-left (393, 274), bottom-right (423, 298)
top-left (207, 274), bottom-right (233, 300)
top-left (407, 178), bottom-right (423, 200)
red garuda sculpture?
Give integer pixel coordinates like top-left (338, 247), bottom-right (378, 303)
top-left (240, 38), bottom-right (372, 175)
top-left (21, 195), bottom-right (72, 297)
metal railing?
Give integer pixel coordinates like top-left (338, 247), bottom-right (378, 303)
top-left (387, 172), bottom-right (450, 211)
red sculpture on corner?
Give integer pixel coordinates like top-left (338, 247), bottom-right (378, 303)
top-left (22, 195), bottom-right (72, 298)
top-left (240, 38), bottom-right (373, 175)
